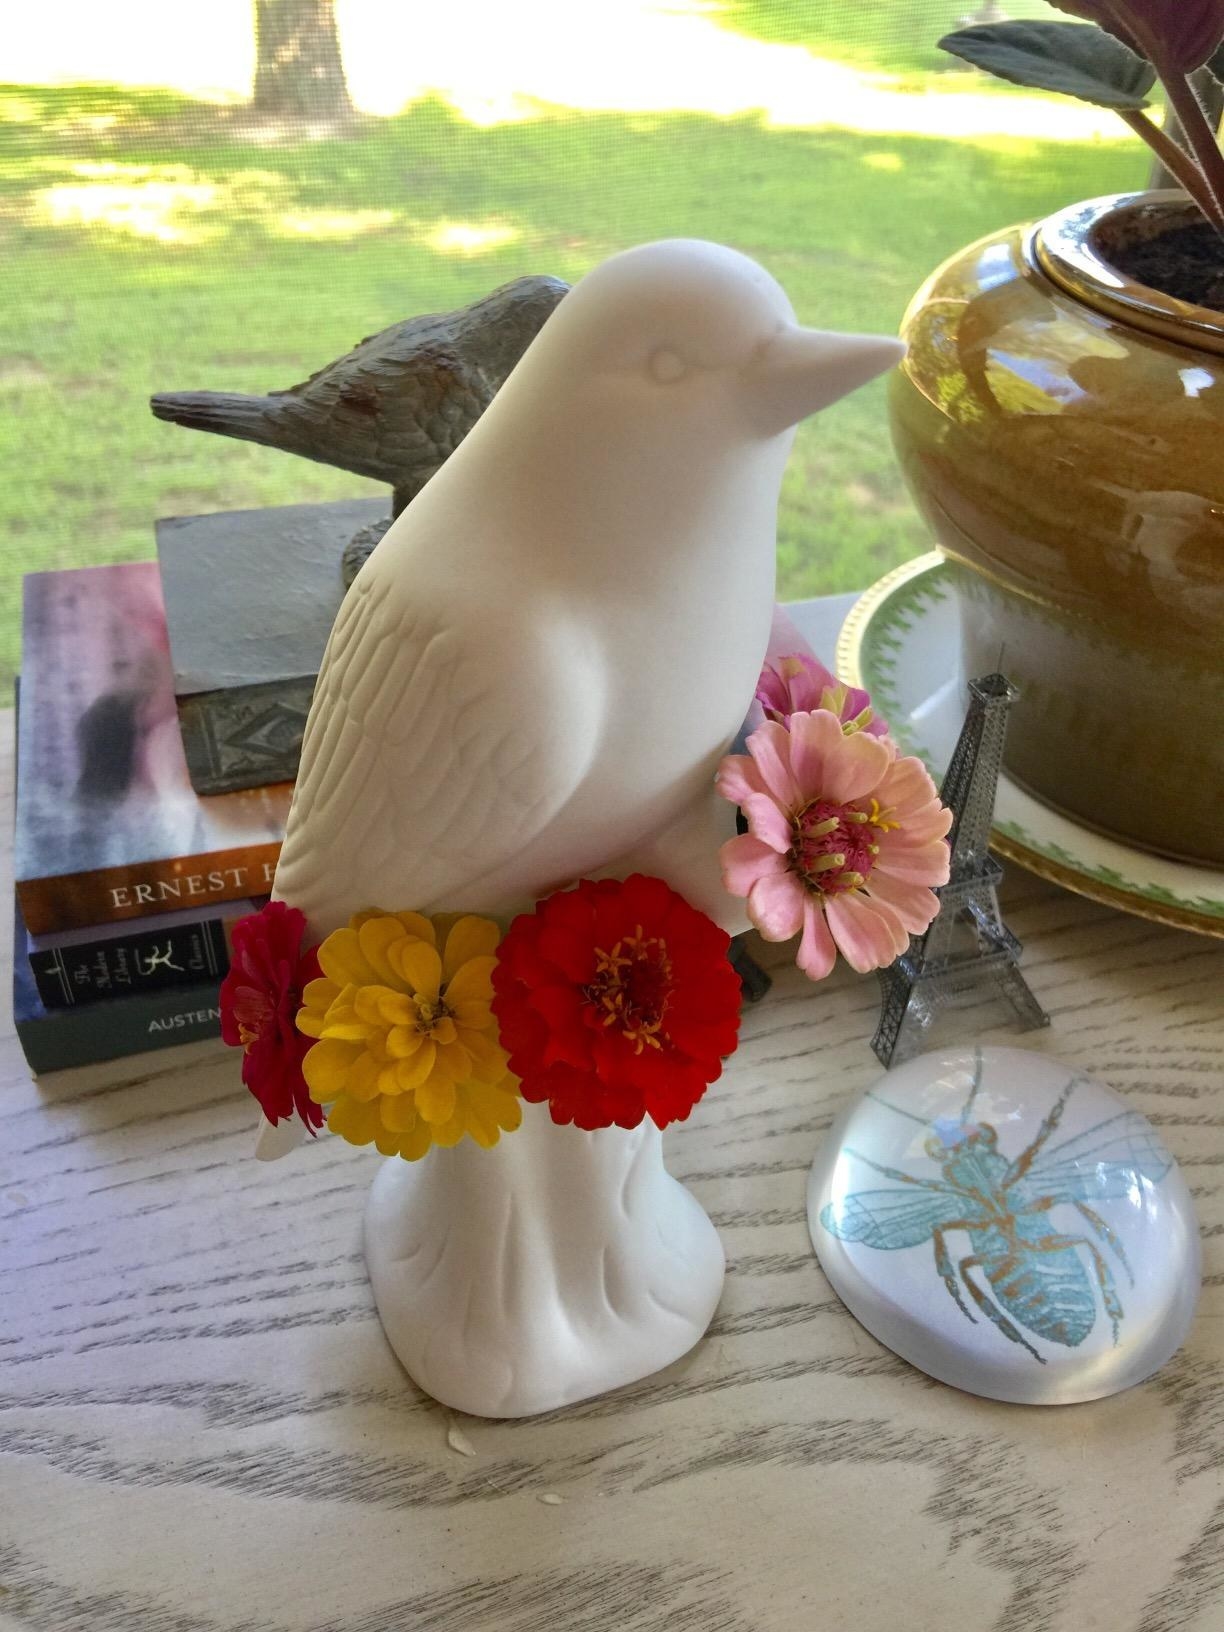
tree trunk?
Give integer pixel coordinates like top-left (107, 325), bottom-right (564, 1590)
top-left (252, 0), bottom-right (353, 123)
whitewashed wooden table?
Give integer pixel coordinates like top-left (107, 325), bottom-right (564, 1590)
top-left (4, 631), bottom-right (1224, 1630)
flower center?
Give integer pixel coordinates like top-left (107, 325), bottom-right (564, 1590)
top-left (415, 996), bottom-right (451, 1034)
top-left (234, 990), bottom-right (274, 1053)
top-left (791, 798), bottom-right (895, 894)
top-left (585, 929), bottom-right (673, 1054)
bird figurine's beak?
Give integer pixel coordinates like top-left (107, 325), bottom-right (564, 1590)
top-left (743, 326), bottom-right (906, 437)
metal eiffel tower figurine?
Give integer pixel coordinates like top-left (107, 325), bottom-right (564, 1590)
top-left (873, 673), bottom-right (1049, 1067)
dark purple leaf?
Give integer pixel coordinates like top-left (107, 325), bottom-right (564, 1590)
top-left (939, 22), bottom-right (1155, 108)
top-left (1049, 0), bottom-right (1224, 72)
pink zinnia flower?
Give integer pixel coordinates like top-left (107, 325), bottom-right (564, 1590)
top-left (717, 711), bottom-right (952, 980)
top-left (755, 653), bottom-right (889, 738)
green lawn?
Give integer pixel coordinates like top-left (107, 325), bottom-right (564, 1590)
top-left (721, 0), bottom-right (1060, 75)
top-left (0, 77), bottom-right (1144, 687)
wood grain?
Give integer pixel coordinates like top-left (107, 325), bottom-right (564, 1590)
top-left (2, 707), bottom-right (1223, 1632)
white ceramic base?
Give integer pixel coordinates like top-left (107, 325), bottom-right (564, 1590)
top-left (364, 1102), bottom-right (725, 1417)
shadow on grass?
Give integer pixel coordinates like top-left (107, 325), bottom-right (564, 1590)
top-left (0, 82), bottom-right (1143, 286)
top-left (0, 80), bottom-right (1145, 688)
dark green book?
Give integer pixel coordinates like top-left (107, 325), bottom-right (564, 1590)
top-left (25, 897), bottom-right (260, 1011)
top-left (13, 894), bottom-right (224, 1075)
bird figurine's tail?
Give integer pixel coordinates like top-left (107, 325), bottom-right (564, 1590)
top-left (149, 390), bottom-right (281, 445)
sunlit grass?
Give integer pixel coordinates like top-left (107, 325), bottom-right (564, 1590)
top-left (5, 0), bottom-right (1120, 137)
top-left (0, 0), bottom-right (1144, 686)
top-left (0, 74), bottom-right (1147, 691)
top-left (277, 207), bottom-right (396, 239)
top-left (426, 220), bottom-right (523, 255)
top-left (36, 170), bottom-right (221, 242)
top-left (719, 0), bottom-right (1062, 70)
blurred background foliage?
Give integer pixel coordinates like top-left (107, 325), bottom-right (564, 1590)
top-left (0, 0), bottom-right (1146, 685)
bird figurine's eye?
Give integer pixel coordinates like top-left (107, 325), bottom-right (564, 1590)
top-left (649, 348), bottom-right (687, 384)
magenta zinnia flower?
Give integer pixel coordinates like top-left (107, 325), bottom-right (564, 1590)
top-left (755, 652), bottom-right (889, 738)
top-left (220, 900), bottom-right (323, 1133)
top-left (717, 711), bottom-right (952, 980)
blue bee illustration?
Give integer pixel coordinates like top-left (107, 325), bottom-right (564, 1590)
top-left (820, 1054), bottom-right (1173, 1363)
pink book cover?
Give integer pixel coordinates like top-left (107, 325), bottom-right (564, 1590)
top-left (16, 562), bottom-right (293, 935)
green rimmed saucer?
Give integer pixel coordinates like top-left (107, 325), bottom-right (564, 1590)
top-left (837, 554), bottom-right (1224, 939)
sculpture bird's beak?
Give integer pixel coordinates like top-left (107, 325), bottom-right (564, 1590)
top-left (743, 326), bottom-right (906, 436)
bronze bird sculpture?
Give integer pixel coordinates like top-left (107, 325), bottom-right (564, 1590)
top-left (150, 274), bottom-right (569, 583)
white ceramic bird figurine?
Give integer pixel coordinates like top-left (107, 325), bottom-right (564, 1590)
top-left (262, 240), bottom-right (905, 1414)
top-left (273, 239), bottom-right (902, 943)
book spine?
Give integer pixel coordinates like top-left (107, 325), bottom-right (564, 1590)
top-left (13, 979), bottom-right (225, 1076)
top-left (17, 840), bottom-right (283, 936)
top-left (178, 678), bottom-right (315, 796)
top-left (29, 917), bottom-right (231, 1011)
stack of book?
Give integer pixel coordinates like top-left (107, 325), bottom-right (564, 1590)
top-left (10, 502), bottom-right (800, 1075)
top-left (13, 560), bottom-right (294, 1074)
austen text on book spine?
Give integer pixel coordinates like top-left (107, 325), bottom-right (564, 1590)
top-left (13, 896), bottom-right (224, 1074)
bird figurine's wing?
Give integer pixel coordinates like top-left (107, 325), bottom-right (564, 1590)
top-left (272, 332), bottom-right (481, 491)
top-left (273, 567), bottom-right (602, 933)
top-left (149, 277), bottom-right (568, 493)
top-left (148, 336), bottom-right (477, 490)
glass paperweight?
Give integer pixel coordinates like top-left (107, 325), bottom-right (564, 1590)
top-left (808, 1046), bottom-right (1200, 1404)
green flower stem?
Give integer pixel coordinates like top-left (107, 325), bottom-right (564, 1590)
top-left (1161, 68), bottom-right (1224, 225)
top-left (1119, 107), bottom-right (1224, 231)
top-left (1105, 3), bottom-right (1224, 226)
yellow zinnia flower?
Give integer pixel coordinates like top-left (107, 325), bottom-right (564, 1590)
top-left (297, 909), bottom-right (521, 1159)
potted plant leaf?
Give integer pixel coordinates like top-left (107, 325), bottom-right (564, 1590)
top-left (889, 1), bottom-right (1224, 866)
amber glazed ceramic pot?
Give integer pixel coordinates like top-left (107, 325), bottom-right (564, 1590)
top-left (889, 191), bottom-right (1224, 866)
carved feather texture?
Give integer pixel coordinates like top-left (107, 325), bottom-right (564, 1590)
top-left (149, 277), bottom-right (569, 496)
top-left (273, 568), bottom-right (595, 937)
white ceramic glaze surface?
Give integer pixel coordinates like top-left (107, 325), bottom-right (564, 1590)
top-left (808, 1046), bottom-right (1201, 1405)
top-left (265, 240), bottom-right (903, 1417)
top-left (365, 1103), bottom-right (725, 1418)
top-left (273, 240), bottom-right (903, 943)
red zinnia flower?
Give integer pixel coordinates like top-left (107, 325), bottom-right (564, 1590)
top-left (491, 874), bottom-right (741, 1132)
top-left (220, 900), bottom-right (323, 1132)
